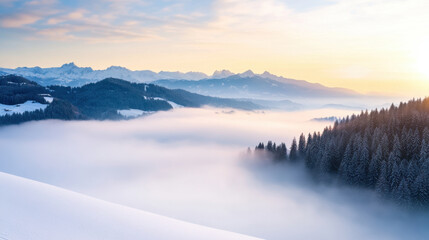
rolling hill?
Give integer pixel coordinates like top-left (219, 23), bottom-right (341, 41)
top-left (0, 172), bottom-right (261, 240)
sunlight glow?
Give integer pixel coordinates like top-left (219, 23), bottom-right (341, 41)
top-left (415, 39), bottom-right (429, 78)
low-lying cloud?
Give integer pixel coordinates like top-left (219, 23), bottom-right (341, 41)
top-left (0, 107), bottom-right (428, 240)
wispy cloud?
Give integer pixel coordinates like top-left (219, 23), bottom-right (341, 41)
top-left (0, 0), bottom-right (428, 94)
top-left (0, 0), bottom-right (58, 28)
top-left (1, 13), bottom-right (41, 27)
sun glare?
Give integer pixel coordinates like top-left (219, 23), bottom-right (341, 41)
top-left (415, 41), bottom-right (429, 78)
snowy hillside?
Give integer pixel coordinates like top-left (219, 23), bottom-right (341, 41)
top-left (0, 101), bottom-right (48, 116)
top-left (0, 172), bottom-right (260, 240)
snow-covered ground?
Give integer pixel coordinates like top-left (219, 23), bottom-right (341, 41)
top-left (0, 101), bottom-right (48, 116)
top-left (43, 97), bottom-right (53, 103)
top-left (117, 109), bottom-right (154, 118)
top-left (117, 100), bottom-right (183, 118)
top-left (0, 172), bottom-right (260, 240)
top-left (167, 100), bottom-right (184, 108)
top-left (153, 97), bottom-right (184, 108)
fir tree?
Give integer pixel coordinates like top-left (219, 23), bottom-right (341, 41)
top-left (368, 145), bottom-right (382, 187)
top-left (298, 133), bottom-right (306, 158)
top-left (289, 138), bottom-right (298, 162)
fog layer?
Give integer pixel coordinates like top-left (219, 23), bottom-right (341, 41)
top-left (0, 108), bottom-right (428, 240)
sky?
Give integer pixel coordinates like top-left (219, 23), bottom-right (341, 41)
top-left (0, 0), bottom-right (429, 95)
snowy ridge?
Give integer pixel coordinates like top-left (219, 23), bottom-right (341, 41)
top-left (0, 172), bottom-right (261, 240)
top-left (0, 63), bottom-right (210, 86)
top-left (0, 63), bottom-right (352, 93)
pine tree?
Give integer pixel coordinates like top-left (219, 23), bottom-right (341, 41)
top-left (280, 143), bottom-right (288, 160)
top-left (419, 139), bottom-right (429, 166)
top-left (414, 158), bottom-right (429, 205)
top-left (422, 127), bottom-right (429, 145)
top-left (392, 135), bottom-right (402, 164)
top-left (410, 129), bottom-right (421, 161)
top-left (407, 160), bottom-right (419, 200)
top-left (289, 138), bottom-right (298, 162)
top-left (376, 161), bottom-right (389, 197)
top-left (339, 141), bottom-right (353, 180)
top-left (320, 140), bottom-right (335, 174)
top-left (298, 133), bottom-right (306, 158)
top-left (380, 134), bottom-right (389, 161)
top-left (368, 145), bottom-right (382, 187)
top-left (358, 137), bottom-right (370, 185)
top-left (266, 141), bottom-right (273, 152)
top-left (395, 178), bottom-right (411, 206)
top-left (390, 161), bottom-right (401, 193)
top-left (414, 172), bottom-right (429, 206)
top-left (255, 142), bottom-right (264, 151)
top-left (305, 138), bottom-right (319, 170)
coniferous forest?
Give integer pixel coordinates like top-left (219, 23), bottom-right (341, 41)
top-left (255, 98), bottom-right (429, 207)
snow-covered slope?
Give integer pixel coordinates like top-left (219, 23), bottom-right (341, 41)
top-left (0, 101), bottom-right (48, 116)
top-left (117, 109), bottom-right (154, 118)
top-left (0, 172), bottom-right (260, 240)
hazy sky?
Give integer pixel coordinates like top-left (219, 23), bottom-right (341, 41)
top-left (0, 0), bottom-right (429, 95)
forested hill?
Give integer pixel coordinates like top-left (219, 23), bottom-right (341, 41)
top-left (254, 98), bottom-right (429, 207)
top-left (0, 75), bottom-right (48, 105)
top-left (49, 78), bottom-right (260, 118)
top-left (0, 75), bottom-right (260, 125)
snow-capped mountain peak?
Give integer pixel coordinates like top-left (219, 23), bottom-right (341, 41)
top-left (106, 66), bottom-right (129, 72)
top-left (0, 63), bottom-right (210, 86)
top-left (60, 62), bottom-right (78, 69)
top-left (239, 70), bottom-right (255, 78)
top-left (261, 71), bottom-right (275, 78)
top-left (212, 70), bottom-right (235, 79)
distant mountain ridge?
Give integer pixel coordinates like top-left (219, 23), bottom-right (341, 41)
top-left (0, 63), bottom-right (209, 86)
top-left (153, 74), bottom-right (358, 99)
top-left (0, 64), bottom-right (357, 100)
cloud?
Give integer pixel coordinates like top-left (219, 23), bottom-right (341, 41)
top-left (0, 107), bottom-right (428, 240)
top-left (0, 0), bottom-right (58, 28)
top-left (4, 0), bottom-right (426, 45)
top-left (1, 13), bottom-right (41, 27)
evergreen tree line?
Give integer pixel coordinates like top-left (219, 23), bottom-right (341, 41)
top-left (255, 141), bottom-right (288, 160)
top-left (255, 98), bottom-right (429, 207)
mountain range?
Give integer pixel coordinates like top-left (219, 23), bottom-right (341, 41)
top-left (0, 63), bottom-right (208, 86)
top-left (0, 63), bottom-right (359, 101)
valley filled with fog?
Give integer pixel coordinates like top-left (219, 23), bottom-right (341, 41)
top-left (1, 108), bottom-right (428, 240)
